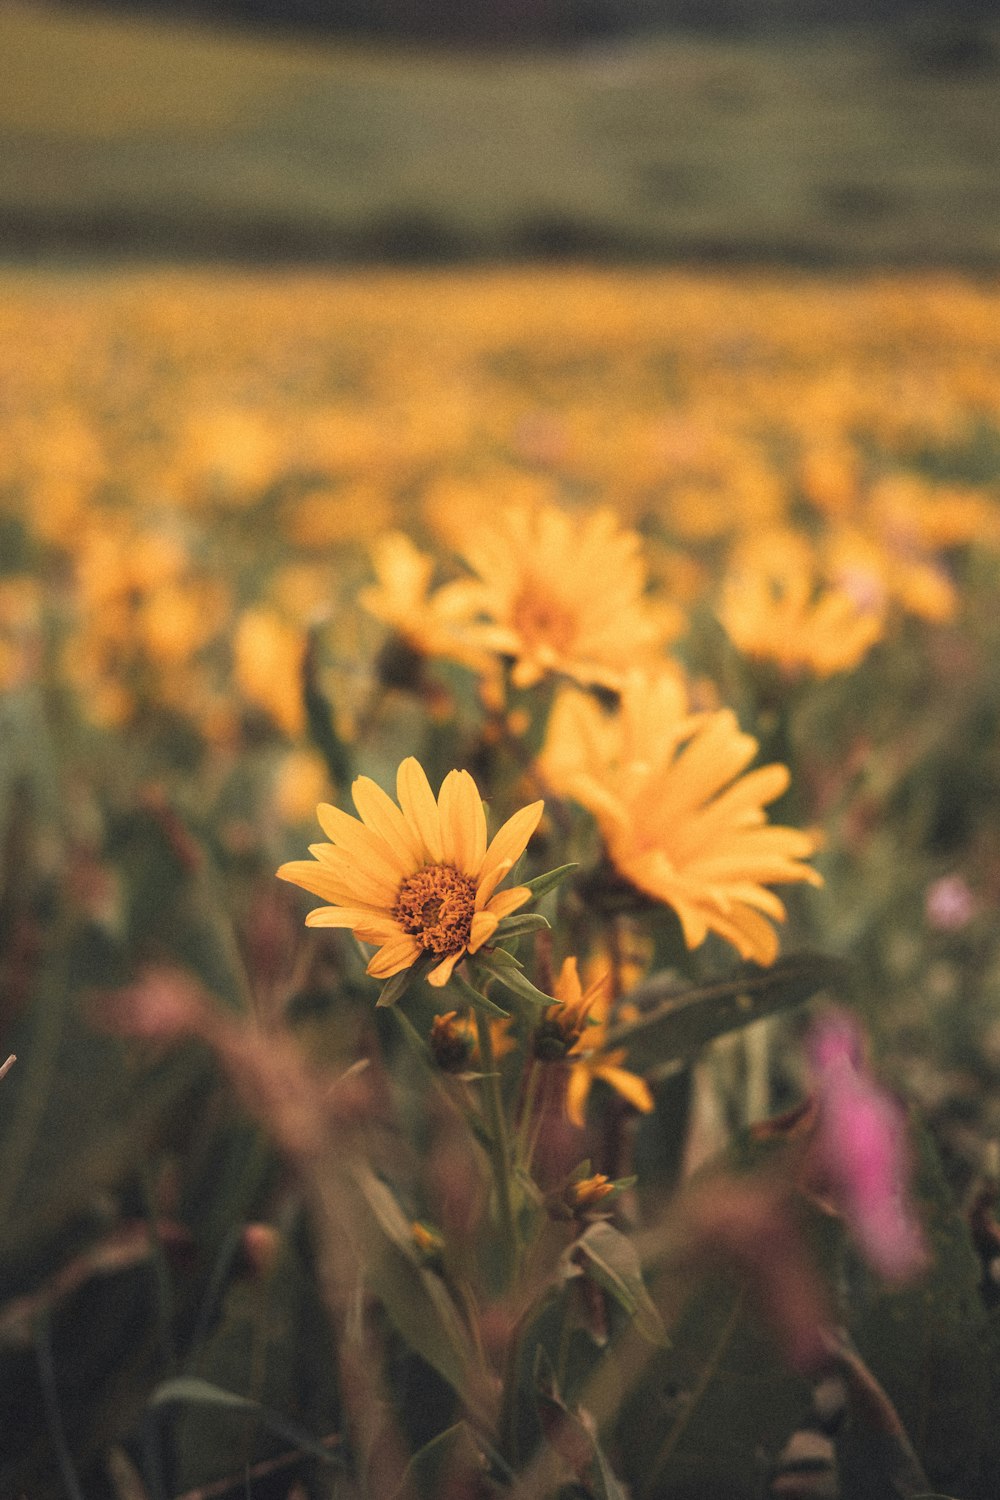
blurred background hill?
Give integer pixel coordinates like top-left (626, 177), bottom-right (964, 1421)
top-left (2, 0), bottom-right (998, 263)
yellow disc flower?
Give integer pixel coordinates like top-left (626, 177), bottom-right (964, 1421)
top-left (452, 500), bottom-right (682, 691)
top-left (277, 757), bottom-right (543, 988)
top-left (539, 671), bottom-right (822, 966)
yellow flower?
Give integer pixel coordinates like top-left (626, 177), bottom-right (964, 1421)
top-left (719, 530), bottom-right (885, 679)
top-left (358, 531), bottom-right (489, 671)
top-left (277, 757), bottom-right (543, 988)
top-left (554, 958), bottom-right (654, 1128)
top-left (538, 671), bottom-right (822, 966)
top-left (452, 500), bottom-right (682, 691)
top-left (233, 607), bottom-right (306, 738)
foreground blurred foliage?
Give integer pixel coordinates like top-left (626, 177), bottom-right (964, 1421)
top-left (2, 268), bottom-right (1000, 1497)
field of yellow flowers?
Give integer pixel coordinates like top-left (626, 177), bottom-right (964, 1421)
top-left (3, 265), bottom-right (1000, 1500)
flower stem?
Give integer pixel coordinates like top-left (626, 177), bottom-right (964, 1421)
top-left (515, 1059), bottom-right (542, 1168)
top-left (474, 1007), bottom-right (518, 1287)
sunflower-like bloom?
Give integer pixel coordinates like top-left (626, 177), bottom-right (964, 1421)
top-left (452, 501), bottom-right (682, 691)
top-left (277, 757), bottom-right (543, 988)
top-left (538, 671), bottom-right (822, 966)
top-left (719, 530), bottom-right (885, 679)
top-left (552, 958), bottom-right (654, 1128)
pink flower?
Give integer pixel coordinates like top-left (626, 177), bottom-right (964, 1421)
top-left (808, 1011), bottom-right (927, 1283)
top-left (925, 873), bottom-right (976, 932)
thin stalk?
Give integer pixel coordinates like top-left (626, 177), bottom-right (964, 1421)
top-left (474, 1009), bottom-right (518, 1287)
top-left (514, 1059), bottom-right (542, 1168)
top-left (643, 1288), bottom-right (744, 1496)
top-left (35, 1312), bottom-right (85, 1500)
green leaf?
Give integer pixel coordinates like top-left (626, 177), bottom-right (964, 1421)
top-left (377, 951), bottom-right (435, 1008)
top-left (478, 945), bottom-right (524, 970)
top-left (396, 1421), bottom-right (486, 1500)
top-left (350, 1167), bottom-right (487, 1417)
top-left (448, 969), bottom-right (512, 1018)
top-left (533, 1348), bottom-right (628, 1500)
top-left (523, 863), bottom-right (579, 901)
top-left (303, 630), bottom-right (354, 788)
top-left (575, 1222), bottom-right (667, 1346)
top-left (474, 952), bottom-right (555, 1011)
top-left (607, 952), bottom-right (849, 1073)
top-left (493, 911), bottom-right (552, 942)
top-left (149, 1377), bottom-right (341, 1466)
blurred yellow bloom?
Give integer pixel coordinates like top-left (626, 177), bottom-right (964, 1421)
top-left (452, 501), bottom-right (682, 691)
top-left (273, 747), bottom-right (332, 827)
top-left (0, 576), bottom-right (43, 692)
top-left (539, 671), bottom-right (822, 965)
top-left (233, 608), bottom-right (306, 738)
top-left (359, 531), bottom-right (488, 670)
top-left (552, 957), bottom-right (653, 1128)
top-left (719, 531), bottom-right (885, 679)
top-left (278, 757), bottom-right (543, 988)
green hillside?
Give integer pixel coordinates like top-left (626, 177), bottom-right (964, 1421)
top-left (2, 1), bottom-right (999, 261)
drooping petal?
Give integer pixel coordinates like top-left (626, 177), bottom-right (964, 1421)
top-left (468, 910), bottom-right (499, 952)
top-left (565, 1066), bottom-right (591, 1129)
top-left (593, 1062), bottom-right (655, 1115)
top-left (427, 949), bottom-right (466, 987)
top-left (366, 935), bottom-right (423, 978)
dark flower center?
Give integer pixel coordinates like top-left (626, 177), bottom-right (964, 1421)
top-left (394, 864), bottom-right (477, 956)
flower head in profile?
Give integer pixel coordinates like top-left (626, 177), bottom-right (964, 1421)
top-left (552, 957), bottom-right (654, 1128)
top-left (539, 670), bottom-right (822, 966)
top-left (277, 757), bottom-right (543, 989)
top-left (452, 500), bottom-right (682, 691)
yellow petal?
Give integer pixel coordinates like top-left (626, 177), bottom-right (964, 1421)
top-left (315, 801), bottom-right (409, 883)
top-left (554, 956), bottom-right (583, 1006)
top-left (351, 775), bottom-right (424, 867)
top-left (366, 936), bottom-right (423, 978)
top-left (277, 858), bottom-right (389, 910)
top-left (304, 906), bottom-right (395, 932)
top-left (468, 910), bottom-right (498, 952)
top-left (565, 1066), bottom-right (591, 1129)
top-left (305, 845), bottom-right (398, 906)
top-left (427, 949), bottom-right (466, 987)
top-left (438, 769), bottom-right (487, 873)
top-left (396, 757), bottom-right (444, 864)
top-left (481, 800), bottom-right (543, 882)
top-left (475, 858), bottom-right (514, 911)
top-left (484, 885), bottom-right (531, 921)
top-left (593, 1063), bottom-right (655, 1114)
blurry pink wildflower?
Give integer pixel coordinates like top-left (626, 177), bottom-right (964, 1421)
top-left (808, 1010), bottom-right (927, 1283)
top-left (925, 873), bottom-right (977, 932)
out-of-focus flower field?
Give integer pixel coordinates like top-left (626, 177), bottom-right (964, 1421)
top-left (4, 265), bottom-right (1000, 1500)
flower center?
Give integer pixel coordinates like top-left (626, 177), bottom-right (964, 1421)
top-left (394, 864), bottom-right (477, 957)
top-left (511, 584), bottom-right (577, 655)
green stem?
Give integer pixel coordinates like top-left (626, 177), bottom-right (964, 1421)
top-left (643, 1288), bottom-right (744, 1496)
top-left (474, 1008), bottom-right (518, 1288)
top-left (515, 1060), bottom-right (542, 1168)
